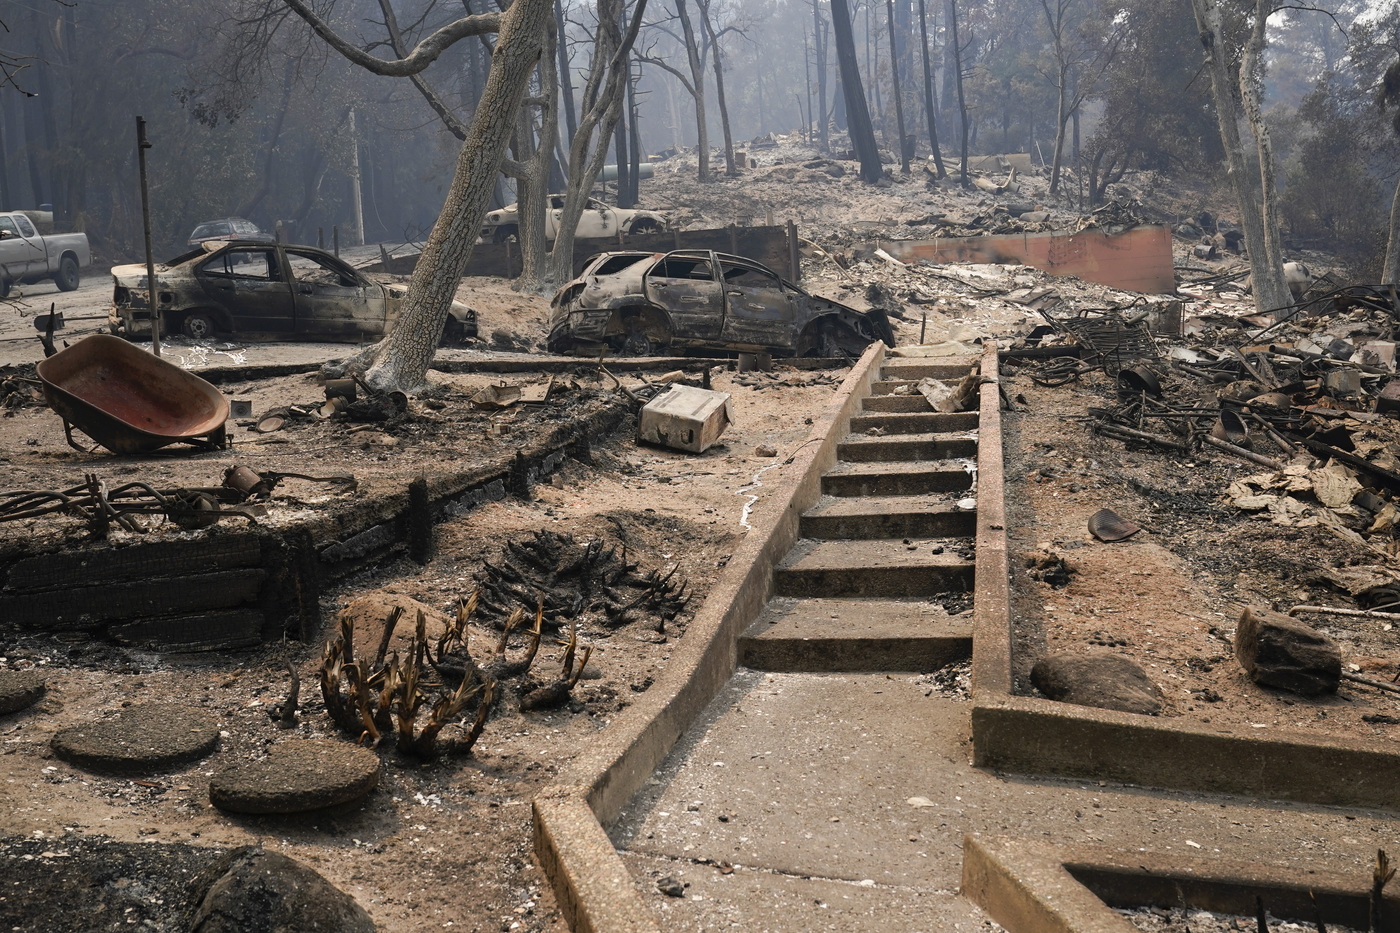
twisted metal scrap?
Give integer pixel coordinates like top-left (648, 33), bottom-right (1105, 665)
top-left (0, 474), bottom-right (253, 536)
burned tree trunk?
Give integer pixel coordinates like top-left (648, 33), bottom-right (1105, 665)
top-left (918, 0), bottom-right (945, 177)
top-left (281, 0), bottom-right (549, 392)
top-left (555, 0), bottom-right (578, 144)
top-left (545, 0), bottom-right (648, 287)
top-left (699, 0), bottom-right (736, 176)
top-left (674, 0), bottom-right (710, 181)
top-left (886, 0), bottom-right (909, 173)
top-left (814, 2), bottom-right (830, 151)
top-left (1189, 0), bottom-right (1290, 318)
top-left (831, 0), bottom-right (883, 183)
top-left (950, 0), bottom-right (970, 185)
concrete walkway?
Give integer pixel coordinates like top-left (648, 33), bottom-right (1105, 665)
top-left (594, 354), bottom-right (1396, 932)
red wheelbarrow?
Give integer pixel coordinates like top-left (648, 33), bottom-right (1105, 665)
top-left (36, 334), bottom-right (230, 454)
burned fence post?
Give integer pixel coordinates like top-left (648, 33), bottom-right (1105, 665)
top-left (788, 220), bottom-right (801, 283)
top-left (509, 450), bottom-right (533, 500)
top-left (408, 477), bottom-right (434, 565)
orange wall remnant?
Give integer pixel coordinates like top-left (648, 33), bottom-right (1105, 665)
top-left (881, 224), bottom-right (1176, 295)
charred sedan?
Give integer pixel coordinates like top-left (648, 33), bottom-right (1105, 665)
top-left (547, 250), bottom-right (894, 357)
top-left (109, 241), bottom-right (477, 344)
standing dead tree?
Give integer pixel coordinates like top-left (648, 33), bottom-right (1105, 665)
top-left (279, 0), bottom-right (552, 392)
top-left (832, 0), bottom-right (882, 183)
top-left (886, 0), bottom-right (910, 173)
top-left (1377, 55), bottom-right (1400, 285)
top-left (697, 0), bottom-right (738, 177)
top-left (1039, 0), bottom-right (1122, 196)
top-left (545, 0), bottom-right (649, 287)
top-left (917, 0), bottom-right (946, 177)
top-left (639, 0), bottom-right (711, 181)
top-left (1190, 0), bottom-right (1290, 317)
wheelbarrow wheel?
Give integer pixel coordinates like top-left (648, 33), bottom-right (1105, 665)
top-left (182, 311), bottom-right (218, 341)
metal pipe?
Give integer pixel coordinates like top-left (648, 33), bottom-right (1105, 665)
top-left (136, 116), bottom-right (160, 357)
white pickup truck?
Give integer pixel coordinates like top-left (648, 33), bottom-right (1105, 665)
top-left (0, 211), bottom-right (91, 297)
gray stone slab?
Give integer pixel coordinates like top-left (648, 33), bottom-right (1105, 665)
top-left (741, 597), bottom-right (971, 672)
top-left (621, 850), bottom-right (994, 933)
top-left (210, 738), bottom-right (381, 815)
top-left (616, 674), bottom-right (1400, 898)
top-left (0, 670), bottom-right (45, 715)
top-left (51, 703), bottom-right (220, 774)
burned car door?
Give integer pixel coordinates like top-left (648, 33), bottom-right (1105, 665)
top-left (195, 248), bottom-right (294, 332)
top-left (717, 257), bottom-right (799, 350)
top-left (284, 248), bottom-right (384, 338)
top-left (642, 252), bottom-right (725, 344)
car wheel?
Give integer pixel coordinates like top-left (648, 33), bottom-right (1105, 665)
top-left (493, 225), bottom-right (519, 244)
top-left (54, 255), bottom-right (80, 292)
top-left (630, 219), bottom-right (661, 236)
top-left (182, 311), bottom-right (218, 341)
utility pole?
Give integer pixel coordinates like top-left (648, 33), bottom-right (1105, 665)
top-left (349, 109), bottom-right (365, 247)
top-left (136, 116), bottom-right (160, 357)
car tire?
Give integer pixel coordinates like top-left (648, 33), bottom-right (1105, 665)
top-left (493, 225), bottom-right (519, 244)
top-left (182, 311), bottom-right (218, 341)
top-left (54, 255), bottom-right (80, 292)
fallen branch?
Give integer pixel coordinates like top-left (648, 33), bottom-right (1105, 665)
top-left (1201, 434), bottom-right (1284, 470)
top-left (1341, 672), bottom-right (1400, 696)
top-left (1289, 605), bottom-right (1400, 623)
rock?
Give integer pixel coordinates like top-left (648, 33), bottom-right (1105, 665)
top-left (1019, 210), bottom-right (1051, 223)
top-left (657, 876), bottom-right (686, 897)
top-left (1234, 606), bottom-right (1341, 696)
top-left (754, 443), bottom-right (778, 457)
top-left (51, 703), bottom-right (220, 774)
top-left (210, 739), bottom-right (381, 815)
top-left (191, 847), bottom-right (376, 933)
top-left (337, 592), bottom-right (451, 666)
top-left (0, 670), bottom-right (46, 715)
top-left (1030, 653), bottom-right (1165, 715)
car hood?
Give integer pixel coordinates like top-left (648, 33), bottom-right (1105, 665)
top-left (111, 262), bottom-right (188, 289)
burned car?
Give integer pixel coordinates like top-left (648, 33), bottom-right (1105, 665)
top-left (480, 195), bottom-right (665, 243)
top-left (109, 241), bottom-right (477, 344)
top-left (546, 250), bottom-right (895, 357)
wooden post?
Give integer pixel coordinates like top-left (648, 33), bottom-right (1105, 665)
top-left (136, 116), bottom-right (160, 357)
top-left (728, 223), bottom-right (738, 256)
top-left (333, 226), bottom-right (340, 257)
top-left (787, 220), bottom-right (801, 282)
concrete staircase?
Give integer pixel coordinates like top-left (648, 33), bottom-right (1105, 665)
top-left (738, 356), bottom-right (981, 674)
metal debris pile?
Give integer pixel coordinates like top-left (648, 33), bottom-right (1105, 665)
top-left (1018, 280), bottom-right (1400, 603)
top-left (0, 466), bottom-right (356, 538)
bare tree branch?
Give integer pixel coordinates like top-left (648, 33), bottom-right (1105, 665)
top-left (280, 0), bottom-right (499, 76)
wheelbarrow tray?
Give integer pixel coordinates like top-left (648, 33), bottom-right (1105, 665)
top-left (36, 334), bottom-right (229, 454)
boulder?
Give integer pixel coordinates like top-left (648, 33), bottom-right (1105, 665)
top-left (191, 847), bottom-right (376, 933)
top-left (1030, 652), bottom-right (1165, 715)
top-left (1234, 606), bottom-right (1341, 696)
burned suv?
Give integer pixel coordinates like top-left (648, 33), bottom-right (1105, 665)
top-left (110, 241), bottom-right (477, 344)
top-left (547, 250), bottom-right (894, 357)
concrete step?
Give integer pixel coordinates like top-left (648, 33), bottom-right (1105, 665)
top-left (739, 596), bottom-right (973, 672)
top-left (773, 538), bottom-right (974, 598)
top-left (880, 359), bottom-right (980, 381)
top-left (822, 461), bottom-right (975, 497)
top-left (861, 394), bottom-right (938, 413)
top-left (870, 379), bottom-right (919, 396)
top-left (800, 495), bottom-right (976, 540)
top-left (837, 431), bottom-right (978, 463)
top-left (848, 411), bottom-right (979, 436)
